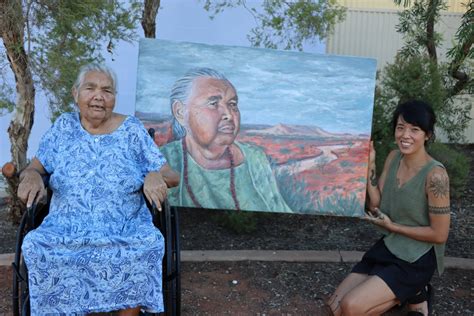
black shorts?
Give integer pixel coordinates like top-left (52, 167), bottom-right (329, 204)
top-left (352, 238), bottom-right (436, 304)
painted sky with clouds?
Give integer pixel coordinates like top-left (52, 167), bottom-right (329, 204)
top-left (136, 39), bottom-right (377, 134)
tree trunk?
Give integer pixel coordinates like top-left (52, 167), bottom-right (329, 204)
top-left (425, 0), bottom-right (438, 63)
top-left (1, 0), bottom-right (36, 222)
top-left (141, 0), bottom-right (160, 38)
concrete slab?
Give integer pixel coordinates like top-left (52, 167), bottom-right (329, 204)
top-left (1, 251), bottom-right (473, 270)
top-left (444, 257), bottom-right (474, 270)
top-left (181, 250), bottom-right (341, 262)
top-left (339, 250), bottom-right (364, 262)
top-left (0, 253), bottom-right (13, 266)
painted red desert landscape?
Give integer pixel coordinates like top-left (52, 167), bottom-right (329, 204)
top-left (140, 114), bottom-right (369, 217)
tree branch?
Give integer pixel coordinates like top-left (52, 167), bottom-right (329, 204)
top-left (426, 0), bottom-right (438, 62)
top-left (447, 1), bottom-right (473, 98)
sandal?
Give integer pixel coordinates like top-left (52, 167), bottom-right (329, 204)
top-left (406, 284), bottom-right (433, 316)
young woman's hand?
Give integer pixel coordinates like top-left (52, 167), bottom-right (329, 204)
top-left (365, 208), bottom-right (394, 230)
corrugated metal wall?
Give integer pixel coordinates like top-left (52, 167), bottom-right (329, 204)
top-left (326, 9), bottom-right (463, 69)
top-left (337, 0), bottom-right (467, 12)
top-left (326, 8), bottom-right (473, 143)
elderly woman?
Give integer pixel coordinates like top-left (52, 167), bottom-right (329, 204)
top-left (160, 67), bottom-right (292, 213)
top-left (17, 64), bottom-right (178, 315)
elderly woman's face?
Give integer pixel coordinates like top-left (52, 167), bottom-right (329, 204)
top-left (184, 77), bottom-right (240, 150)
top-left (74, 71), bottom-right (115, 124)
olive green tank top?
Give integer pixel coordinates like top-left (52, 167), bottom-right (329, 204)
top-left (380, 151), bottom-right (446, 274)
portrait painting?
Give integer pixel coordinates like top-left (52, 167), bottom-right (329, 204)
top-left (135, 38), bottom-right (377, 217)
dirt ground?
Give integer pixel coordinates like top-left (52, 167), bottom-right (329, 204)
top-left (0, 145), bottom-right (473, 315)
top-left (1, 262), bottom-right (471, 315)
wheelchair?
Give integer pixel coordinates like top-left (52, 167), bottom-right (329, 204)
top-left (3, 163), bottom-right (181, 316)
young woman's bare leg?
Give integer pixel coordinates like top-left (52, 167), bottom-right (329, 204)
top-left (327, 273), bottom-right (371, 316)
top-left (339, 275), bottom-right (399, 316)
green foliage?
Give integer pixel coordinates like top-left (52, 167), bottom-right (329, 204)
top-left (373, 0), bottom-right (473, 175)
top-left (275, 168), bottom-right (317, 213)
top-left (316, 192), bottom-right (363, 217)
top-left (214, 210), bottom-right (258, 234)
top-left (373, 55), bottom-right (471, 169)
top-left (0, 98), bottom-right (15, 114)
top-left (428, 143), bottom-right (470, 199)
top-left (202, 0), bottom-right (346, 50)
top-left (3, 0), bottom-right (143, 120)
top-left (382, 56), bottom-right (445, 112)
top-left (0, 82), bottom-right (15, 115)
top-left (447, 2), bottom-right (474, 63)
top-left (395, 0), bottom-right (446, 58)
top-left (275, 167), bottom-right (364, 216)
top-left (0, 50), bottom-right (14, 115)
top-left (374, 55), bottom-right (459, 156)
top-left (446, 2), bottom-right (474, 97)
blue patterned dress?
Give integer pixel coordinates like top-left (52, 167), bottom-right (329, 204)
top-left (22, 112), bottom-right (166, 315)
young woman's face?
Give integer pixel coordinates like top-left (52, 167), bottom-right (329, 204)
top-left (394, 116), bottom-right (429, 155)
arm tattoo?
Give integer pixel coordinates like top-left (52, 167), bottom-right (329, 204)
top-left (428, 172), bottom-right (449, 198)
top-left (370, 169), bottom-right (377, 186)
top-left (429, 205), bottom-right (450, 214)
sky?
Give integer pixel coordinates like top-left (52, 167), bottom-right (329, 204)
top-left (0, 0), bottom-right (329, 166)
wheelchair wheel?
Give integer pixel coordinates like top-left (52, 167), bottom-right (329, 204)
top-left (12, 210), bottom-right (31, 316)
top-left (153, 202), bottom-right (180, 316)
top-left (12, 202), bottom-right (49, 316)
top-left (165, 205), bottom-right (180, 316)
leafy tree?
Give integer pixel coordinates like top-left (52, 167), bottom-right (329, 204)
top-left (202, 0), bottom-right (346, 50)
top-left (0, 0), bottom-right (142, 220)
top-left (373, 0), bottom-right (473, 188)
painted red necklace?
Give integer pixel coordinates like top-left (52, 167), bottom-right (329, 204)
top-left (181, 138), bottom-right (240, 211)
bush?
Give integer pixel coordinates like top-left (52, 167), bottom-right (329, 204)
top-left (213, 211), bottom-right (259, 234)
top-left (428, 142), bottom-right (470, 200)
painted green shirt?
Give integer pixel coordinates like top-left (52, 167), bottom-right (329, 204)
top-left (160, 140), bottom-right (292, 213)
top-left (381, 150), bottom-right (446, 274)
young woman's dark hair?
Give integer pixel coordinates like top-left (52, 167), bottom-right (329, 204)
top-left (392, 100), bottom-right (436, 143)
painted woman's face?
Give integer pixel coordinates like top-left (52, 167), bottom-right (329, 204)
top-left (74, 71), bottom-right (116, 124)
top-left (183, 77), bottom-right (240, 151)
top-left (394, 116), bottom-right (429, 155)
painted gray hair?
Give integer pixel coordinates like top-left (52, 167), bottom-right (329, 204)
top-left (73, 63), bottom-right (118, 94)
top-left (170, 67), bottom-right (234, 139)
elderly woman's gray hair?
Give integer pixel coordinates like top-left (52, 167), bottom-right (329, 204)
top-left (73, 63), bottom-right (118, 94)
top-left (170, 67), bottom-right (234, 139)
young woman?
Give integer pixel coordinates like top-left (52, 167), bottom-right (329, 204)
top-left (328, 100), bottom-right (451, 316)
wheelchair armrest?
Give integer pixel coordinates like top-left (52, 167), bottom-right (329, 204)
top-left (2, 162), bottom-right (50, 187)
top-left (27, 204), bottom-right (37, 229)
top-left (3, 162), bottom-right (50, 227)
top-left (149, 199), bottom-right (170, 223)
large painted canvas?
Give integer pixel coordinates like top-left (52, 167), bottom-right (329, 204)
top-left (135, 38), bottom-right (377, 217)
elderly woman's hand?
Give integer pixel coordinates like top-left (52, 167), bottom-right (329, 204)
top-left (144, 171), bottom-right (168, 211)
top-left (18, 168), bottom-right (47, 208)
